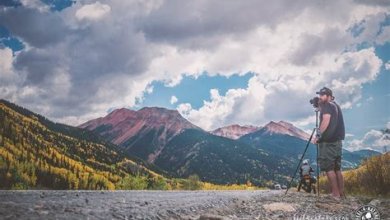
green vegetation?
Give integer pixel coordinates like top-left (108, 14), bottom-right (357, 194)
top-left (154, 128), bottom-right (287, 186)
top-left (0, 100), bottom-right (165, 190)
top-left (319, 152), bottom-right (389, 197)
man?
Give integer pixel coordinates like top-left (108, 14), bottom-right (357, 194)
top-left (315, 87), bottom-right (345, 200)
top-left (297, 159), bottom-right (316, 193)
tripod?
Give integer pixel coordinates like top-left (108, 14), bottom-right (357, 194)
top-left (285, 109), bottom-right (320, 196)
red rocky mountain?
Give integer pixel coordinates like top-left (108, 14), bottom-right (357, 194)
top-left (79, 107), bottom-right (201, 162)
top-left (259, 121), bottom-right (310, 141)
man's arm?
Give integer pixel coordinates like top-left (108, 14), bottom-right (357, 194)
top-left (314, 113), bottom-right (330, 143)
top-left (319, 114), bottom-right (331, 134)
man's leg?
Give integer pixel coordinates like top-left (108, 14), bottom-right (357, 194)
top-left (336, 170), bottom-right (344, 197)
top-left (326, 170), bottom-right (340, 197)
top-left (334, 142), bottom-right (344, 198)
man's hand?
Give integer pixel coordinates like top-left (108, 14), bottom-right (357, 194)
top-left (313, 131), bottom-right (321, 144)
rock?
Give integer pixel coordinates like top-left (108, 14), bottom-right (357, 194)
top-left (369, 199), bottom-right (381, 207)
top-left (262, 202), bottom-right (296, 212)
top-left (199, 214), bottom-right (228, 220)
top-left (315, 202), bottom-right (345, 212)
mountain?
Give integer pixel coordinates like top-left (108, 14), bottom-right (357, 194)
top-left (153, 129), bottom-right (292, 185)
top-left (342, 149), bottom-right (381, 169)
top-left (79, 106), bottom-right (379, 185)
top-left (79, 107), bottom-right (201, 163)
top-left (239, 127), bottom-right (318, 165)
top-left (0, 99), bottom-right (167, 190)
top-left (253, 121), bottom-right (311, 141)
top-left (239, 123), bottom-right (382, 171)
top-left (80, 107), bottom-right (297, 184)
top-left (210, 124), bottom-right (260, 140)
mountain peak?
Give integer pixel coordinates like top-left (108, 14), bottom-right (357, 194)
top-left (278, 120), bottom-right (293, 127)
top-left (107, 107), bottom-right (135, 117)
top-left (138, 106), bottom-right (181, 116)
top-left (211, 124), bottom-right (261, 140)
top-left (261, 121), bottom-right (310, 141)
top-left (79, 105), bottom-right (202, 162)
top-left (263, 121), bottom-right (286, 132)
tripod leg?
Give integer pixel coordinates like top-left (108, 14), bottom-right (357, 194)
top-left (284, 128), bottom-right (316, 195)
top-left (317, 143), bottom-right (320, 197)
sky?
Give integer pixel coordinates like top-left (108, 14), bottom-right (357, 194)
top-left (0, 0), bottom-right (389, 152)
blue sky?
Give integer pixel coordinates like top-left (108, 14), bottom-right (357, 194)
top-left (0, 0), bottom-right (389, 151)
top-left (137, 73), bottom-right (254, 110)
top-left (335, 42), bottom-right (389, 138)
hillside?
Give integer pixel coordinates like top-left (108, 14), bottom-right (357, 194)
top-left (79, 107), bottom-right (201, 163)
top-left (0, 99), bottom-right (167, 190)
top-left (80, 107), bottom-right (300, 185)
top-left (154, 129), bottom-right (293, 185)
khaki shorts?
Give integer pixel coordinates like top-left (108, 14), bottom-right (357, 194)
top-left (318, 140), bottom-right (342, 172)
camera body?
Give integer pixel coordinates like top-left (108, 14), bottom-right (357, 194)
top-left (310, 97), bottom-right (320, 108)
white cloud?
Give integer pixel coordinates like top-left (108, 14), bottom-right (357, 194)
top-left (0, 0), bottom-right (388, 128)
top-left (177, 103), bottom-right (192, 115)
top-left (75, 2), bottom-right (111, 21)
top-left (176, 47), bottom-right (382, 130)
top-left (385, 61), bottom-right (390, 70)
top-left (177, 88), bottom-right (254, 130)
top-left (0, 48), bottom-right (22, 101)
top-left (0, 47), bottom-right (14, 78)
top-left (347, 125), bottom-right (390, 152)
top-left (170, 95), bottom-right (178, 104)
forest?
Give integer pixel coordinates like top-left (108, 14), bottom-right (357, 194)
top-left (0, 100), bottom-right (261, 190)
top-left (0, 100), bottom-right (167, 190)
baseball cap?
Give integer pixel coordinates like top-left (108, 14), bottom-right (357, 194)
top-left (316, 87), bottom-right (333, 96)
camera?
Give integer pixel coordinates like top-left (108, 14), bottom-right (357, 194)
top-left (310, 97), bottom-right (320, 108)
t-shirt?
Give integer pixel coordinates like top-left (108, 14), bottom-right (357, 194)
top-left (332, 101), bottom-right (345, 141)
top-left (319, 101), bottom-right (345, 142)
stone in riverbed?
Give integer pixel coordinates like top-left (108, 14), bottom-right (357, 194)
top-left (199, 214), bottom-right (228, 220)
top-left (262, 202), bottom-right (296, 212)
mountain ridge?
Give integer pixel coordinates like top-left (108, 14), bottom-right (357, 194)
top-left (0, 99), bottom-right (169, 189)
top-left (79, 106), bottom-right (202, 163)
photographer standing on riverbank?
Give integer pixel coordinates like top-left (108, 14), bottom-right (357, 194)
top-left (315, 87), bottom-right (345, 200)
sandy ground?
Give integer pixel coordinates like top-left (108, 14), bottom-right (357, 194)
top-left (0, 190), bottom-right (388, 219)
